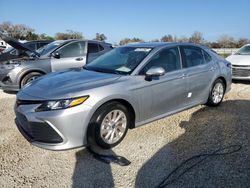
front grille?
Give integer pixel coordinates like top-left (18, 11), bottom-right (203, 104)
top-left (232, 68), bottom-right (250, 77)
top-left (233, 64), bottom-right (250, 67)
top-left (16, 112), bottom-right (63, 144)
top-left (16, 100), bottom-right (42, 107)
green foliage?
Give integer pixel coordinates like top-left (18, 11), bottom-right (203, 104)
top-left (94, 33), bottom-right (107, 41)
top-left (161, 35), bottom-right (173, 42)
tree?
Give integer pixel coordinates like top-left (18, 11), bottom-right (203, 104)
top-left (26, 31), bottom-right (39, 40)
top-left (151, 39), bottom-right (160, 42)
top-left (39, 33), bottom-right (54, 40)
top-left (177, 36), bottom-right (189, 43)
top-left (217, 35), bottom-right (235, 48)
top-left (0, 21), bottom-right (34, 40)
top-left (94, 33), bottom-right (107, 41)
top-left (237, 38), bottom-right (249, 48)
top-left (119, 37), bottom-right (144, 45)
top-left (189, 31), bottom-right (204, 44)
top-left (160, 34), bottom-right (173, 42)
top-left (55, 30), bottom-right (83, 40)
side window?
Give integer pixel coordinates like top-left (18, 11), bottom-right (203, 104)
top-left (37, 42), bottom-right (48, 49)
top-left (181, 46), bottom-right (205, 68)
top-left (98, 44), bottom-right (104, 51)
top-left (140, 47), bottom-right (181, 74)
top-left (88, 43), bottom-right (99, 53)
top-left (58, 41), bottom-right (85, 58)
top-left (203, 50), bottom-right (212, 63)
top-left (26, 43), bottom-right (36, 50)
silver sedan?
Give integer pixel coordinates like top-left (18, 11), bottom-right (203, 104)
top-left (15, 42), bottom-right (232, 150)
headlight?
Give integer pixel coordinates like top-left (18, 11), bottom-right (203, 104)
top-left (35, 96), bottom-right (88, 112)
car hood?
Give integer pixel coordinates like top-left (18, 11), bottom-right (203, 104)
top-left (226, 55), bottom-right (250, 65)
top-left (0, 32), bottom-right (39, 57)
top-left (18, 69), bottom-right (121, 100)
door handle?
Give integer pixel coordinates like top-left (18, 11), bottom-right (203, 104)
top-left (209, 67), bottom-right (215, 71)
top-left (75, 57), bottom-right (83, 61)
top-left (179, 74), bottom-right (187, 79)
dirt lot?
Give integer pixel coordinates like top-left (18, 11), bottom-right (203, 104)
top-left (0, 82), bottom-right (249, 188)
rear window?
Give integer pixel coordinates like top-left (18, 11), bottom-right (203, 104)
top-left (203, 50), bottom-right (212, 63)
top-left (88, 43), bottom-right (99, 53)
top-left (181, 46), bottom-right (205, 68)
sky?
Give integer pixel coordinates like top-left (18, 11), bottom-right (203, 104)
top-left (0, 0), bottom-right (250, 43)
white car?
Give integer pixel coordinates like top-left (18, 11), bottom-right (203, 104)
top-left (226, 44), bottom-right (250, 80)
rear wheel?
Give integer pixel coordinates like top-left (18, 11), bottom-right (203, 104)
top-left (20, 72), bottom-right (43, 88)
top-left (206, 79), bottom-right (225, 107)
top-left (87, 102), bottom-right (130, 149)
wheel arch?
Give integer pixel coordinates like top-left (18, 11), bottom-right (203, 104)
top-left (18, 69), bottom-right (47, 88)
top-left (90, 98), bottom-right (137, 129)
top-left (216, 76), bottom-right (227, 91)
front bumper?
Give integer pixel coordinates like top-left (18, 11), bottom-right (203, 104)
top-left (14, 101), bottom-right (93, 150)
top-left (232, 65), bottom-right (250, 80)
top-left (0, 80), bottom-right (19, 91)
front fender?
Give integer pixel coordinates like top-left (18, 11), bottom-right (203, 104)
top-left (87, 94), bottom-right (140, 126)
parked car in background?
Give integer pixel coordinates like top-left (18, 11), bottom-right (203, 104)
top-left (0, 40), bottom-right (7, 53)
top-left (226, 44), bottom-right (250, 80)
top-left (14, 42), bottom-right (231, 150)
top-left (0, 36), bottom-right (113, 91)
top-left (0, 38), bottom-right (52, 62)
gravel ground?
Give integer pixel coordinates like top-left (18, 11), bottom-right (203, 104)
top-left (0, 82), bottom-right (250, 188)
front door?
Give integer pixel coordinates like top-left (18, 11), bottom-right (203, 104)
top-left (135, 47), bottom-right (188, 120)
top-left (51, 41), bottom-right (87, 72)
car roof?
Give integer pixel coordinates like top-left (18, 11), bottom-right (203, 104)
top-left (124, 42), bottom-right (205, 49)
top-left (62, 39), bottom-right (111, 45)
top-left (25, 40), bottom-right (53, 43)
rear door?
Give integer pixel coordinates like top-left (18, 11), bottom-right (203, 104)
top-left (180, 45), bottom-right (216, 105)
top-left (51, 41), bottom-right (87, 71)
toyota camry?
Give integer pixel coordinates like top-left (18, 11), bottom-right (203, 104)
top-left (15, 42), bottom-right (232, 150)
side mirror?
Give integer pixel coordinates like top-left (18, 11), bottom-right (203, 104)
top-left (51, 51), bottom-right (60, 59)
top-left (145, 67), bottom-right (165, 81)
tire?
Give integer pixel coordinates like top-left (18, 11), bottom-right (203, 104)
top-left (206, 79), bottom-right (225, 107)
top-left (20, 72), bottom-right (43, 88)
top-left (87, 102), bottom-right (130, 149)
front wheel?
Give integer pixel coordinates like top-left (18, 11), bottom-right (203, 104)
top-left (206, 79), bottom-right (225, 107)
top-left (20, 72), bottom-right (43, 88)
top-left (87, 102), bottom-right (130, 149)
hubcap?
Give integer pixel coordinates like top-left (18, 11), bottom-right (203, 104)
top-left (212, 82), bottom-right (224, 104)
top-left (26, 76), bottom-right (39, 85)
top-left (100, 110), bottom-right (127, 144)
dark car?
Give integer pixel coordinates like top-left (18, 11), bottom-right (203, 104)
top-left (0, 38), bottom-right (52, 62)
top-left (0, 34), bottom-right (113, 91)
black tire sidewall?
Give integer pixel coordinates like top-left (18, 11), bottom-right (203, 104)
top-left (207, 79), bottom-right (225, 106)
top-left (87, 102), bottom-right (130, 149)
top-left (21, 72), bottom-right (42, 88)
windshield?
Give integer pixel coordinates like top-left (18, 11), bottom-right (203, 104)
top-left (36, 40), bottom-right (65, 56)
top-left (235, 45), bottom-right (250, 55)
top-left (85, 47), bottom-right (152, 75)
